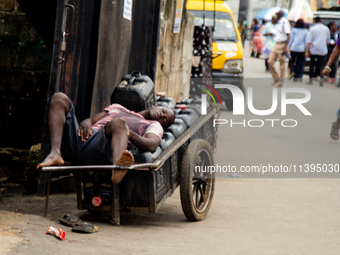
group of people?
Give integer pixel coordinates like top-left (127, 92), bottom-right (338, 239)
top-left (259, 12), bottom-right (340, 87)
top-left (255, 12), bottom-right (340, 142)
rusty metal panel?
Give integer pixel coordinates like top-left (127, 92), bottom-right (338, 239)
top-left (90, 0), bottom-right (133, 114)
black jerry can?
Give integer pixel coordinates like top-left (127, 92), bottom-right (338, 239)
top-left (156, 97), bottom-right (176, 109)
top-left (111, 71), bottom-right (156, 112)
top-left (175, 109), bottom-right (199, 128)
top-left (160, 132), bottom-right (176, 150)
top-left (166, 118), bottom-right (187, 138)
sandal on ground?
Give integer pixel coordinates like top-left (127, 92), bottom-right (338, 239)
top-left (330, 122), bottom-right (340, 140)
top-left (58, 214), bottom-right (80, 227)
top-left (72, 222), bottom-right (99, 233)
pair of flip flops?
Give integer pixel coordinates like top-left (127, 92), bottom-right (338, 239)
top-left (58, 214), bottom-right (98, 233)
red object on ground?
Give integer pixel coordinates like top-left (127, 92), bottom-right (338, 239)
top-left (46, 226), bottom-right (65, 241)
top-left (92, 196), bottom-right (102, 207)
top-left (176, 104), bottom-right (187, 110)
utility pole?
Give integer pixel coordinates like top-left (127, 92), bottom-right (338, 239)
top-left (238, 0), bottom-right (249, 23)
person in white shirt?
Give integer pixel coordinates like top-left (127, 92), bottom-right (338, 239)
top-left (261, 15), bottom-right (278, 71)
top-left (305, 16), bottom-right (330, 86)
top-left (268, 10), bottom-right (291, 87)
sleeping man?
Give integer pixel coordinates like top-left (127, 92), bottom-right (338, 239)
top-left (37, 92), bottom-right (175, 183)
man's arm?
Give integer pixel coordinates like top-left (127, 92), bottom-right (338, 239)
top-left (261, 25), bottom-right (270, 36)
top-left (305, 42), bottom-right (311, 58)
top-left (322, 45), bottom-right (340, 77)
top-left (129, 131), bottom-right (161, 152)
top-left (78, 111), bottom-right (107, 142)
top-left (288, 29), bottom-right (294, 49)
top-left (283, 33), bottom-right (290, 54)
top-left (305, 31), bottom-right (312, 58)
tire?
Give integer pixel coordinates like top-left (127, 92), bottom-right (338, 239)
top-left (225, 100), bottom-right (233, 111)
top-left (180, 139), bottom-right (215, 221)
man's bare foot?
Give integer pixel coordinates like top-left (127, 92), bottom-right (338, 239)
top-left (36, 153), bottom-right (64, 170)
top-left (116, 150), bottom-right (134, 166)
top-left (111, 150), bottom-right (134, 184)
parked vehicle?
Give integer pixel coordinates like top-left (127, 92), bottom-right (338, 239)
top-left (186, 0), bottom-right (244, 110)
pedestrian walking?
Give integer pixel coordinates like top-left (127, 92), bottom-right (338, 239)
top-left (249, 19), bottom-right (259, 46)
top-left (238, 21), bottom-right (246, 48)
top-left (288, 19), bottom-right (308, 82)
top-left (321, 37), bottom-right (340, 139)
top-left (238, 18), bottom-right (248, 47)
top-left (326, 21), bottom-right (338, 83)
top-left (261, 15), bottom-right (278, 72)
top-left (305, 16), bottom-right (330, 86)
top-left (336, 24), bottom-right (340, 39)
top-left (268, 10), bottom-right (291, 88)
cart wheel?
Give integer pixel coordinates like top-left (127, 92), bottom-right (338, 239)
top-left (180, 139), bottom-right (215, 221)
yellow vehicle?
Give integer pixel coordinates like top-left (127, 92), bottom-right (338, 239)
top-left (186, 0), bottom-right (244, 109)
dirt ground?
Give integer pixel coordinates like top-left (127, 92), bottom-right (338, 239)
top-left (1, 179), bottom-right (340, 255)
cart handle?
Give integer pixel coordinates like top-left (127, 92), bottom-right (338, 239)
top-left (41, 160), bottom-right (162, 172)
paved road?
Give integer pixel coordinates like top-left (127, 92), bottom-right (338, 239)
top-left (1, 44), bottom-right (340, 255)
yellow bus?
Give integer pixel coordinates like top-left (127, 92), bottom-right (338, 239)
top-left (186, 0), bottom-right (244, 109)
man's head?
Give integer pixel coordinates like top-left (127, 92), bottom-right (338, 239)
top-left (276, 10), bottom-right (284, 20)
top-left (328, 21), bottom-right (337, 32)
top-left (148, 106), bottom-right (175, 129)
top-left (272, 15), bottom-right (278, 24)
top-left (315, 16), bottom-right (322, 23)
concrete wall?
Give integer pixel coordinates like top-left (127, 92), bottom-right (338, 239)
top-left (0, 0), bottom-right (51, 149)
top-left (155, 0), bottom-right (195, 102)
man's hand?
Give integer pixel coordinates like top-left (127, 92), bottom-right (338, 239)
top-left (322, 68), bottom-right (330, 78)
top-left (126, 123), bottom-right (131, 139)
top-left (283, 47), bottom-right (288, 55)
top-left (78, 119), bottom-right (92, 142)
top-left (305, 51), bottom-right (309, 58)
